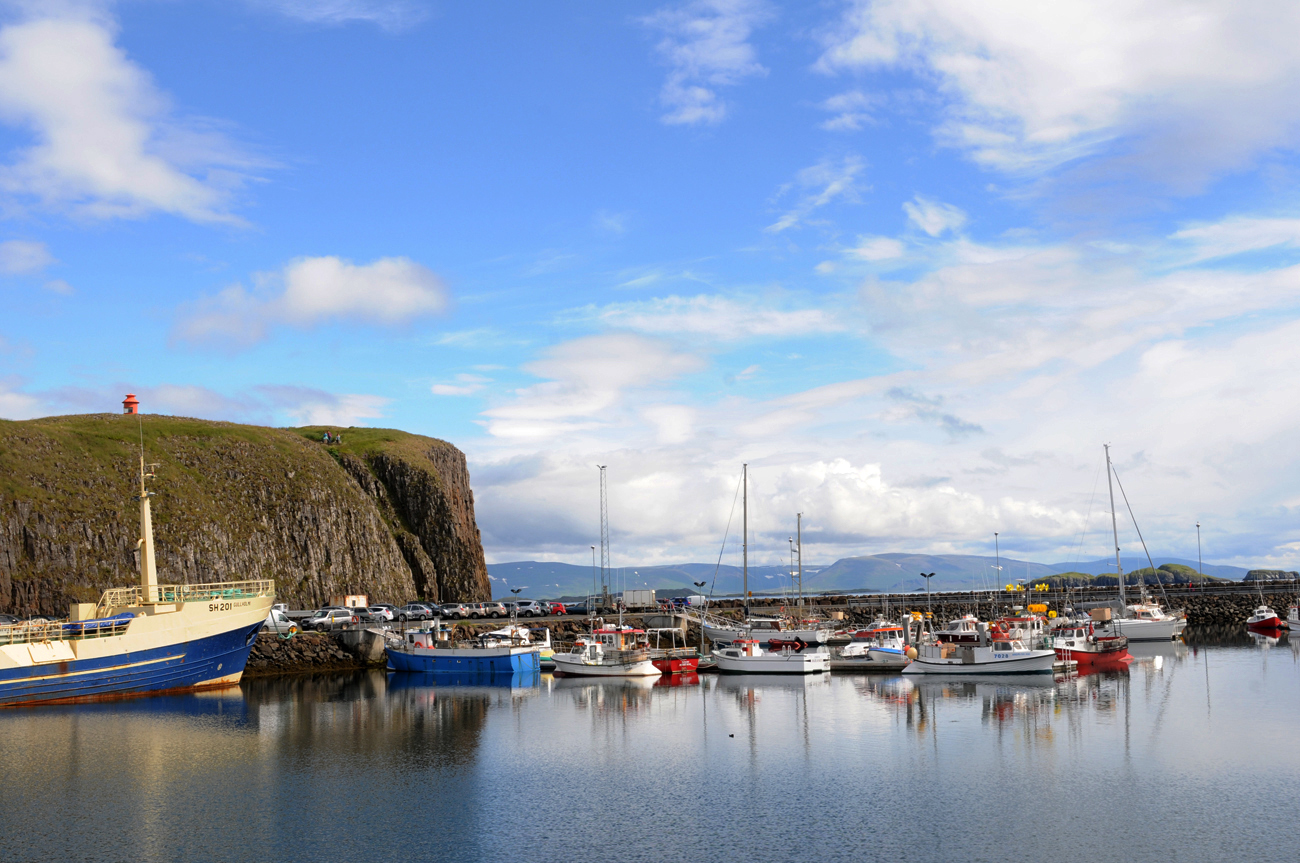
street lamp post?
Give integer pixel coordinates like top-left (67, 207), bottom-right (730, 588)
top-left (921, 572), bottom-right (935, 624)
top-left (510, 587), bottom-right (522, 623)
top-left (693, 580), bottom-right (708, 654)
top-left (1196, 522), bottom-right (1203, 588)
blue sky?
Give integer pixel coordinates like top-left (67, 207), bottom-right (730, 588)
top-left (5, 0), bottom-right (1300, 572)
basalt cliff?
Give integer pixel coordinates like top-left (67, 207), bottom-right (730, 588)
top-left (0, 414), bottom-right (491, 616)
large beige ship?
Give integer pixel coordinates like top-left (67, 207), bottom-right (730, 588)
top-left (0, 438), bottom-right (274, 706)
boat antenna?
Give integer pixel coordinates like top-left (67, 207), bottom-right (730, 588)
top-left (1104, 444), bottom-right (1126, 609)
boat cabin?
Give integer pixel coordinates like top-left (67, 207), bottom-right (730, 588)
top-left (593, 626), bottom-right (648, 650)
top-left (936, 615), bottom-right (982, 643)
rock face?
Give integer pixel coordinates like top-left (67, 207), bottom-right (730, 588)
top-left (0, 414), bottom-right (491, 616)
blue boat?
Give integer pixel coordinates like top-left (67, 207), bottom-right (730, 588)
top-left (386, 626), bottom-right (542, 674)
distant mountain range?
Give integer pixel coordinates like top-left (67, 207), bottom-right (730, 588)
top-left (488, 553), bottom-right (1251, 599)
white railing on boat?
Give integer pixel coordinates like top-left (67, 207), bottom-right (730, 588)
top-left (0, 616), bottom-right (133, 647)
top-left (96, 579), bottom-right (274, 616)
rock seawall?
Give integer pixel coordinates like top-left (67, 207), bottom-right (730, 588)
top-left (0, 414), bottom-right (492, 616)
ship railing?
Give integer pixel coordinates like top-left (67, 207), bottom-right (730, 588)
top-left (95, 579), bottom-right (275, 615)
top-left (0, 615), bottom-right (136, 647)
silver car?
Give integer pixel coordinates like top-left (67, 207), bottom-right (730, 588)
top-left (263, 608), bottom-right (299, 635)
top-left (304, 608), bottom-right (357, 631)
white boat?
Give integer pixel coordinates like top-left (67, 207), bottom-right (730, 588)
top-left (841, 620), bottom-right (907, 661)
top-left (550, 625), bottom-right (661, 678)
top-left (703, 616), bottom-right (831, 646)
top-left (713, 639), bottom-right (830, 674)
top-left (1094, 603), bottom-right (1187, 642)
top-left (903, 636), bottom-right (1056, 675)
top-left (1288, 606), bottom-right (1300, 632)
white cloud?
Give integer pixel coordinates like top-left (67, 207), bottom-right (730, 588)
top-left (466, 205), bottom-right (1300, 569)
top-left (0, 239), bottom-right (52, 273)
top-left (816, 0), bottom-right (1300, 185)
top-left (1170, 216), bottom-right (1300, 262)
top-left (818, 90), bottom-right (879, 131)
top-left (0, 10), bottom-right (259, 223)
top-left (254, 385), bottom-right (389, 426)
top-left (246, 0), bottom-right (429, 31)
top-left (0, 377), bottom-right (39, 419)
top-left (903, 195), bottom-right (966, 236)
top-left (644, 0), bottom-right (771, 126)
top-left (596, 294), bottom-right (844, 341)
top-left (173, 255), bottom-right (449, 349)
top-left (483, 334), bottom-right (704, 440)
top-left (42, 278), bottom-right (72, 294)
top-left (766, 155), bottom-right (865, 233)
top-left (431, 374), bottom-right (490, 397)
top-left (847, 235), bottom-right (905, 261)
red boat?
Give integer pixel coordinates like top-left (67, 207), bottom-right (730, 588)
top-left (1051, 621), bottom-right (1131, 669)
top-left (1246, 605), bottom-right (1286, 631)
top-left (645, 625), bottom-right (699, 674)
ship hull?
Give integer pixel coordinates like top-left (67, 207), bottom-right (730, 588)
top-left (0, 619), bottom-right (265, 707)
top-left (386, 645), bottom-right (541, 674)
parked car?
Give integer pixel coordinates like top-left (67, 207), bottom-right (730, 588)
top-left (369, 604), bottom-right (398, 620)
top-left (263, 608), bottom-right (298, 635)
top-left (440, 602), bottom-right (469, 619)
top-left (468, 602), bottom-right (507, 619)
top-left (396, 603), bottom-right (436, 622)
top-left (303, 608), bottom-right (357, 632)
top-left (0, 613), bottom-right (20, 625)
top-left (544, 601), bottom-right (566, 615)
top-left (564, 601), bottom-right (588, 615)
top-left (512, 600), bottom-right (548, 618)
top-left (352, 607), bottom-right (385, 624)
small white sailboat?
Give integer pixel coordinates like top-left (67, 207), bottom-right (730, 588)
top-left (1091, 445), bottom-right (1188, 643)
top-left (713, 639), bottom-right (830, 674)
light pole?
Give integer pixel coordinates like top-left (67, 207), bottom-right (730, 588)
top-left (591, 546), bottom-right (597, 605)
top-left (510, 587), bottom-right (522, 623)
top-left (921, 572), bottom-right (935, 623)
top-left (693, 580), bottom-right (708, 654)
top-left (1196, 522), bottom-right (1203, 588)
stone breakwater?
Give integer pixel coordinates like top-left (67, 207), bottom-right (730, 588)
top-left (706, 589), bottom-right (1298, 628)
top-left (244, 632), bottom-right (379, 677)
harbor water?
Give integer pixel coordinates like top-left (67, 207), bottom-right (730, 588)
top-left (2, 631), bottom-right (1297, 863)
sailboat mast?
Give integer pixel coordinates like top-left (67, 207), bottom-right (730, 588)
top-left (1105, 444), bottom-right (1126, 607)
top-left (796, 512), bottom-right (803, 609)
top-left (742, 463), bottom-right (748, 617)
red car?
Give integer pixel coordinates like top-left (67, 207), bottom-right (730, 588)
top-left (544, 601), bottom-right (566, 615)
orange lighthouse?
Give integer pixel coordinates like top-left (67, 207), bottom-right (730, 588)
top-left (122, 394), bottom-right (139, 415)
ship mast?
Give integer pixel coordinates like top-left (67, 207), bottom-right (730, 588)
top-left (1105, 444), bottom-right (1126, 608)
top-left (742, 463), bottom-right (748, 618)
top-left (137, 425), bottom-right (159, 603)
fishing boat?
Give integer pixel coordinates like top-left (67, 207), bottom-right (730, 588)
top-left (992, 609), bottom-right (1050, 649)
top-left (644, 626), bottom-right (699, 674)
top-left (1246, 605), bottom-right (1285, 631)
top-left (903, 630), bottom-right (1056, 676)
top-left (713, 639), bottom-right (830, 674)
top-left (841, 620), bottom-right (907, 662)
top-left (1288, 606), bottom-right (1300, 632)
top-left (550, 624), bottom-right (661, 678)
top-left (386, 620), bottom-right (543, 674)
top-left (1048, 621), bottom-right (1131, 669)
top-left (0, 436), bottom-right (274, 707)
